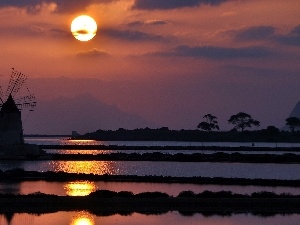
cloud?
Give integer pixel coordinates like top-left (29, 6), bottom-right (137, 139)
top-left (275, 25), bottom-right (300, 46)
top-left (232, 25), bottom-right (300, 47)
top-left (0, 0), bottom-right (114, 14)
top-left (76, 48), bottom-right (110, 58)
top-left (101, 28), bottom-right (168, 42)
top-left (234, 26), bottom-right (276, 41)
top-left (132, 0), bottom-right (229, 10)
top-left (149, 45), bottom-right (272, 59)
top-left (127, 20), bottom-right (169, 27)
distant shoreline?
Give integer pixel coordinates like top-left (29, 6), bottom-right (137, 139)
top-left (18, 147), bottom-right (300, 164)
top-left (1, 170), bottom-right (300, 187)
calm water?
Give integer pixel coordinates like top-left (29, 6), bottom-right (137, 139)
top-left (25, 137), bottom-right (300, 155)
top-left (0, 212), bottom-right (299, 225)
top-left (45, 149), bottom-right (300, 155)
top-left (25, 137), bottom-right (300, 148)
top-left (1, 137), bottom-right (299, 224)
top-left (1, 160), bottom-right (300, 179)
top-left (1, 180), bottom-right (300, 196)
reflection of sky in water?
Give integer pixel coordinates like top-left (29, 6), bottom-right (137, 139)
top-left (25, 137), bottom-right (300, 148)
top-left (51, 161), bottom-right (118, 175)
top-left (1, 161), bottom-right (300, 179)
top-left (1, 211), bottom-right (300, 225)
top-left (64, 181), bottom-right (96, 196)
top-left (47, 149), bottom-right (113, 155)
top-left (71, 211), bottom-right (94, 225)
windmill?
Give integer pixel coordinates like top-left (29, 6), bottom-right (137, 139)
top-left (0, 68), bottom-right (36, 112)
top-left (0, 68), bottom-right (36, 145)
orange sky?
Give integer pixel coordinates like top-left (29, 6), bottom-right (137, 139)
top-left (0, 0), bottom-right (299, 133)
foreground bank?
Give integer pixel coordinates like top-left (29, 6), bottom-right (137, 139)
top-left (1, 191), bottom-right (300, 215)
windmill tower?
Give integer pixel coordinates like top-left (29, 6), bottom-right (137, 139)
top-left (0, 69), bottom-right (39, 157)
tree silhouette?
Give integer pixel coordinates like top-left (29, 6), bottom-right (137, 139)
top-left (228, 112), bottom-right (260, 132)
top-left (285, 117), bottom-right (300, 132)
top-left (197, 114), bottom-right (219, 131)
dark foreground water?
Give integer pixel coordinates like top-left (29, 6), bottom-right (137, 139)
top-left (1, 160), bottom-right (300, 179)
top-left (1, 137), bottom-right (299, 224)
top-left (1, 211), bottom-right (300, 225)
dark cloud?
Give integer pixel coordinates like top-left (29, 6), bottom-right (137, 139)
top-left (148, 45), bottom-right (272, 59)
top-left (76, 49), bottom-right (110, 58)
top-left (127, 20), bottom-right (169, 27)
top-left (132, 0), bottom-right (229, 10)
top-left (275, 25), bottom-right (300, 46)
top-left (290, 25), bottom-right (300, 35)
top-left (232, 25), bottom-right (300, 47)
top-left (0, 0), bottom-right (114, 14)
top-left (102, 28), bottom-right (168, 42)
top-left (234, 26), bottom-right (276, 41)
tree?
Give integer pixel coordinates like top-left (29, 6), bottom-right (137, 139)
top-left (228, 112), bottom-right (260, 132)
top-left (285, 117), bottom-right (300, 132)
top-left (197, 114), bottom-right (219, 131)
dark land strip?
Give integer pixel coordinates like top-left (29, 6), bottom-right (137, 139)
top-left (1, 170), bottom-right (300, 187)
top-left (12, 148), bottom-right (300, 163)
top-left (40, 145), bottom-right (300, 151)
top-left (49, 152), bottom-right (300, 163)
top-left (0, 191), bottom-right (300, 215)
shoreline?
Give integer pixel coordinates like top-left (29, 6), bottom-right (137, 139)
top-left (1, 170), bottom-right (300, 187)
top-left (2, 150), bottom-right (300, 163)
top-left (40, 144), bottom-right (300, 151)
top-left (0, 191), bottom-right (300, 215)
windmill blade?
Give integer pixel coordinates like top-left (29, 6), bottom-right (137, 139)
top-left (15, 94), bottom-right (36, 104)
top-left (5, 69), bottom-right (27, 97)
top-left (15, 94), bottom-right (36, 111)
top-left (16, 101), bottom-right (37, 111)
top-left (0, 86), bottom-right (3, 103)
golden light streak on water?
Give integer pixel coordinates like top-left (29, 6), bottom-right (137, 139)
top-left (51, 160), bottom-right (116, 175)
top-left (64, 139), bottom-right (102, 145)
top-left (53, 149), bottom-right (112, 155)
top-left (70, 211), bottom-right (94, 225)
top-left (64, 181), bottom-right (96, 196)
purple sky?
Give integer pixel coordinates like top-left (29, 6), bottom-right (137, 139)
top-left (0, 0), bottom-right (299, 134)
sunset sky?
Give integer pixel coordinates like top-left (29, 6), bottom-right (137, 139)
top-left (0, 0), bottom-right (299, 133)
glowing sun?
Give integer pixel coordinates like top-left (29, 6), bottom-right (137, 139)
top-left (71, 15), bottom-right (97, 41)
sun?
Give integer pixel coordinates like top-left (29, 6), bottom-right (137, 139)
top-left (71, 15), bottom-right (97, 42)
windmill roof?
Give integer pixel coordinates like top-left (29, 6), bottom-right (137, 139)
top-left (1, 94), bottom-right (19, 112)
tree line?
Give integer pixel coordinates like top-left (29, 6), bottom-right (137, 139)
top-left (197, 112), bottom-right (300, 132)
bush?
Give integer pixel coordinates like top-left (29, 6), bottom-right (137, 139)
top-left (135, 192), bottom-right (169, 198)
top-left (89, 190), bottom-right (118, 198)
top-left (177, 191), bottom-right (196, 198)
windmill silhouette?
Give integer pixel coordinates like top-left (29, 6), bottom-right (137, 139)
top-left (0, 68), bottom-right (36, 112)
top-left (0, 68), bottom-right (37, 147)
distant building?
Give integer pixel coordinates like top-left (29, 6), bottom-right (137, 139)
top-left (72, 130), bottom-right (80, 137)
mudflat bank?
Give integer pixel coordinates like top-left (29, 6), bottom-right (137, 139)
top-left (1, 169), bottom-right (300, 187)
top-left (0, 191), bottom-right (300, 215)
top-left (5, 149), bottom-right (300, 163)
top-left (48, 151), bottom-right (300, 163)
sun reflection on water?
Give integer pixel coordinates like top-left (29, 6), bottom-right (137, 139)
top-left (64, 181), bottom-right (96, 196)
top-left (51, 161), bottom-right (115, 175)
top-left (71, 211), bottom-right (94, 225)
top-left (63, 139), bottom-right (103, 145)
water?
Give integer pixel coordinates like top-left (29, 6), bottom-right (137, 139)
top-left (1, 180), bottom-right (300, 196)
top-left (45, 149), bottom-right (300, 155)
top-left (2, 137), bottom-right (299, 224)
top-left (25, 137), bottom-right (300, 155)
top-left (24, 137), bottom-right (300, 148)
top-left (1, 160), bottom-right (300, 179)
top-left (0, 212), bottom-right (299, 225)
